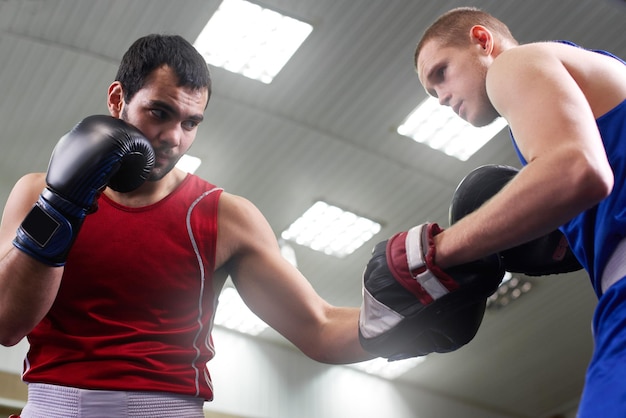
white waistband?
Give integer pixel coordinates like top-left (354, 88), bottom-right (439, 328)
top-left (601, 238), bottom-right (626, 294)
top-left (20, 383), bottom-right (204, 418)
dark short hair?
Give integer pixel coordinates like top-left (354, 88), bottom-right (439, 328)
top-left (115, 34), bottom-right (211, 105)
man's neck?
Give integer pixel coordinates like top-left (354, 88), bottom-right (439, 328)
top-left (104, 168), bottom-right (188, 208)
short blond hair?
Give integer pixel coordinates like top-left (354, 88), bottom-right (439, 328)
top-left (414, 7), bottom-right (518, 68)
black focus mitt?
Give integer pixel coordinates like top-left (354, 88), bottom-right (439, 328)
top-left (449, 164), bottom-right (582, 276)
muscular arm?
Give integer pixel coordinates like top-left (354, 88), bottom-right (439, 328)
top-left (217, 193), bottom-right (373, 364)
top-left (435, 44), bottom-right (615, 268)
top-left (0, 174), bottom-right (63, 346)
top-left (0, 116), bottom-right (153, 346)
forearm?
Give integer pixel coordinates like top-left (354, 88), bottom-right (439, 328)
top-left (0, 248), bottom-right (63, 346)
top-left (435, 155), bottom-right (610, 269)
top-left (0, 116), bottom-right (152, 346)
top-left (307, 306), bottom-right (374, 364)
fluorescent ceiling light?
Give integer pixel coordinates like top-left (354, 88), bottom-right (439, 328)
top-left (281, 201), bottom-right (381, 258)
top-left (348, 356), bottom-right (426, 380)
top-left (214, 287), bottom-right (269, 336)
top-left (398, 97), bottom-right (507, 161)
top-left (487, 271), bottom-right (533, 310)
top-left (176, 154), bottom-right (202, 174)
top-left (278, 239), bottom-right (298, 267)
top-left (194, 0), bottom-right (313, 84)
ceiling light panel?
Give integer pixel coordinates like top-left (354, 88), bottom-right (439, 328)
top-left (281, 201), bottom-right (381, 258)
top-left (398, 97), bottom-right (507, 161)
top-left (194, 0), bottom-right (313, 84)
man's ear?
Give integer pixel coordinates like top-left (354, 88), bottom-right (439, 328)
top-left (107, 81), bottom-right (125, 117)
top-left (470, 25), bottom-right (494, 55)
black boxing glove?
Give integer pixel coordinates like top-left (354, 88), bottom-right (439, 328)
top-left (13, 115), bottom-right (155, 266)
top-left (449, 164), bottom-right (582, 276)
top-left (359, 223), bottom-right (504, 360)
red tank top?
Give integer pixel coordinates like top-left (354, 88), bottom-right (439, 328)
top-left (23, 174), bottom-right (223, 400)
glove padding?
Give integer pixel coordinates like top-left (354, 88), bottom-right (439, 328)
top-left (359, 223), bottom-right (504, 360)
top-left (449, 164), bottom-right (582, 276)
top-left (14, 115), bottom-right (155, 266)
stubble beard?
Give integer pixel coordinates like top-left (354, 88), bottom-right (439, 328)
top-left (120, 108), bottom-right (177, 182)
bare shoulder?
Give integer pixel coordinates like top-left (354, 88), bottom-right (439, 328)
top-left (490, 42), bottom-right (626, 117)
top-left (15, 172), bottom-right (46, 188)
top-left (486, 44), bottom-right (560, 119)
top-left (489, 42), bottom-right (610, 81)
top-left (493, 41), bottom-right (597, 64)
top-left (4, 173), bottom-right (46, 210)
top-left (214, 191), bottom-right (278, 269)
top-left (489, 43), bottom-right (562, 81)
top-left (217, 191), bottom-right (268, 229)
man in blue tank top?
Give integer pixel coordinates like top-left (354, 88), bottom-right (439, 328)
top-left (415, 7), bottom-right (626, 418)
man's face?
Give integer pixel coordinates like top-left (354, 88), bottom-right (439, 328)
top-left (416, 39), bottom-right (498, 127)
top-left (119, 66), bottom-right (209, 181)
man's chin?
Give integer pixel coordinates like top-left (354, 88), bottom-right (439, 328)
top-left (147, 166), bottom-right (172, 182)
top-left (468, 114), bottom-right (500, 128)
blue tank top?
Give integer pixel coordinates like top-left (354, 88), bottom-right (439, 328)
top-left (510, 41), bottom-right (626, 297)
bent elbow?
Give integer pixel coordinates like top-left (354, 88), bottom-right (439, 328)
top-left (297, 342), bottom-right (332, 364)
top-left (579, 161), bottom-right (613, 204)
top-left (0, 321), bottom-right (30, 347)
top-left (0, 332), bottom-right (27, 347)
top-left (597, 177), bottom-right (613, 201)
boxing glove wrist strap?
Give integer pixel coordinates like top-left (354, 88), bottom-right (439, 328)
top-left (386, 223), bottom-right (460, 305)
top-left (13, 194), bottom-right (86, 267)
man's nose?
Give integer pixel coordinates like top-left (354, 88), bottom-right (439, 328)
top-left (157, 124), bottom-right (183, 148)
top-left (438, 91), bottom-right (452, 107)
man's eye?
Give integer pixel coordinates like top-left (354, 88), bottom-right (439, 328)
top-left (150, 109), bottom-right (166, 119)
top-left (182, 120), bottom-right (199, 130)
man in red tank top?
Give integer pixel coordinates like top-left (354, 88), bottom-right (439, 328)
top-left (0, 33), bottom-right (381, 417)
